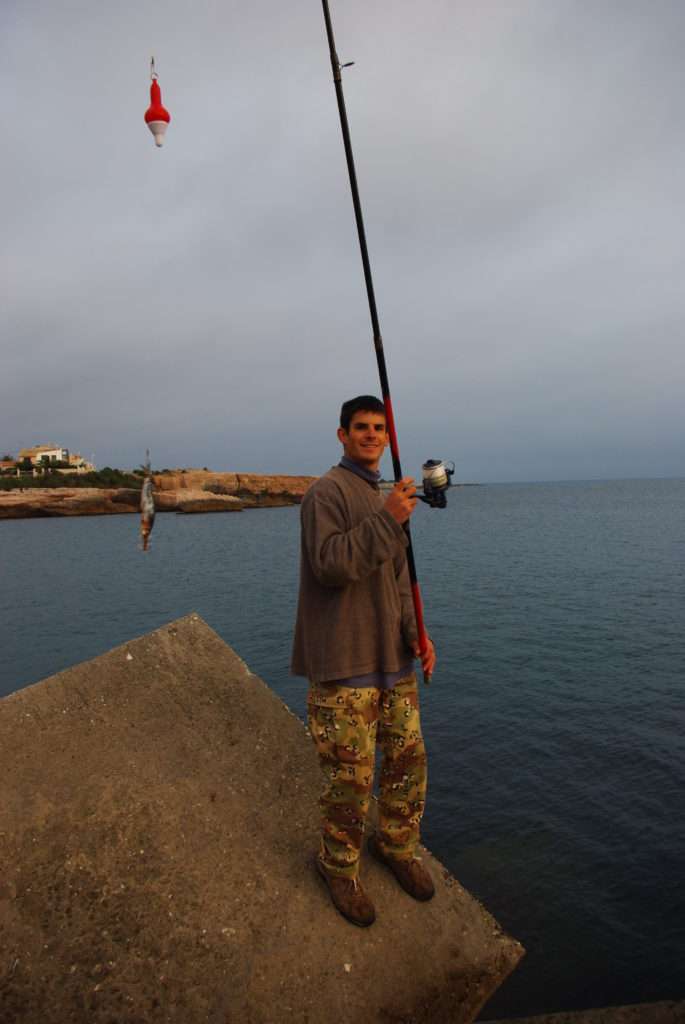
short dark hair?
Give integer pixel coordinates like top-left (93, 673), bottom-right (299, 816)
top-left (340, 395), bottom-right (386, 431)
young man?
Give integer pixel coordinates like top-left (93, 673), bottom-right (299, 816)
top-left (291, 395), bottom-right (436, 927)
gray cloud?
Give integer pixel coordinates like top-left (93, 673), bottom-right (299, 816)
top-left (2, 0), bottom-right (684, 480)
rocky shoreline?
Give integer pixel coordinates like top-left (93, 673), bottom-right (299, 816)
top-left (0, 471), bottom-right (315, 520)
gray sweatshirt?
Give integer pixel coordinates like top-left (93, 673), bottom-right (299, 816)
top-left (291, 463), bottom-right (418, 683)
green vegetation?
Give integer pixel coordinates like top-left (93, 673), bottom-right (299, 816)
top-left (0, 467), bottom-right (144, 491)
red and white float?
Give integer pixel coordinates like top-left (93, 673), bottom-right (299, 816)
top-left (145, 58), bottom-right (170, 147)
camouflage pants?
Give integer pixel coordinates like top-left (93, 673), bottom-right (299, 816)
top-left (307, 673), bottom-right (427, 878)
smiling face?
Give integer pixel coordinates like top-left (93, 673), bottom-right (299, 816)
top-left (337, 409), bottom-right (388, 471)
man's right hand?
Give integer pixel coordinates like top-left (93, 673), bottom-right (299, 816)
top-left (384, 477), bottom-right (418, 524)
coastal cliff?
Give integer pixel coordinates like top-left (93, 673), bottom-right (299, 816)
top-left (0, 488), bottom-right (142, 520)
top-left (152, 470), bottom-right (315, 508)
top-left (0, 472), bottom-right (315, 520)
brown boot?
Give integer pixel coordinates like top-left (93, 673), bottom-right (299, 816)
top-left (368, 833), bottom-right (435, 902)
top-left (315, 856), bottom-right (376, 927)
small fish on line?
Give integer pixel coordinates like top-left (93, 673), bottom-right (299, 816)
top-left (140, 449), bottom-right (155, 551)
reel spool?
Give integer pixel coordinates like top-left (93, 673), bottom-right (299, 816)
top-left (418, 459), bottom-right (455, 508)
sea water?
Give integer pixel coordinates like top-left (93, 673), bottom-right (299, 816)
top-left (1, 478), bottom-right (684, 1016)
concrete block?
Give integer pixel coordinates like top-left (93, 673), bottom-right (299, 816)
top-left (0, 615), bottom-right (523, 1023)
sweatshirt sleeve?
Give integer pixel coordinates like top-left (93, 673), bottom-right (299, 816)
top-left (395, 546), bottom-right (419, 649)
top-left (302, 490), bottom-right (407, 587)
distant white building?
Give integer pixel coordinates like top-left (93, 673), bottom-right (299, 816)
top-left (15, 445), bottom-right (96, 473)
top-left (18, 445), bottom-right (69, 465)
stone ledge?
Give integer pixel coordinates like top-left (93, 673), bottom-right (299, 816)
top-left (0, 615), bottom-right (523, 1023)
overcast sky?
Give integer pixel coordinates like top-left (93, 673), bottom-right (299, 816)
top-left (2, 1), bottom-right (684, 482)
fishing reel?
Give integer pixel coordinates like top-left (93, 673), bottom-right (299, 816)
top-left (417, 459), bottom-right (455, 509)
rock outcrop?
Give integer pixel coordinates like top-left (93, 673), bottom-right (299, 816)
top-left (0, 615), bottom-right (523, 1023)
top-left (153, 490), bottom-right (243, 514)
top-left (0, 473), bottom-right (315, 519)
top-left (153, 470), bottom-right (315, 508)
top-left (0, 488), bottom-right (141, 519)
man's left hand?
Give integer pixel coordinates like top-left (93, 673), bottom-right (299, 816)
top-left (413, 638), bottom-right (436, 677)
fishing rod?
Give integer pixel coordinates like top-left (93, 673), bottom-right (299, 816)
top-left (321, 0), bottom-right (441, 684)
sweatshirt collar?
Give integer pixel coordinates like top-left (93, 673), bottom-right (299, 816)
top-left (339, 455), bottom-right (381, 485)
